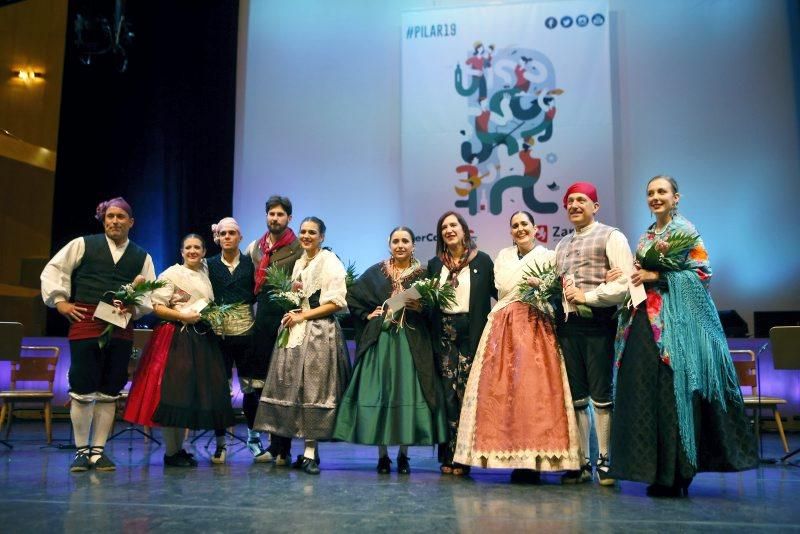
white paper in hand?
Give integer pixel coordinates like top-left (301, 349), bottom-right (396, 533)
top-left (186, 298), bottom-right (210, 314)
top-left (384, 286), bottom-right (422, 312)
top-left (561, 274), bottom-right (577, 319)
top-left (623, 264), bottom-right (646, 308)
top-left (93, 301), bottom-right (131, 329)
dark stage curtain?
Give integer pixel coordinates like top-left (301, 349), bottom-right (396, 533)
top-left (48, 0), bottom-right (239, 334)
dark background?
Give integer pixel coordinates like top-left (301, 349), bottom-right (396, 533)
top-left (49, 0), bottom-right (239, 333)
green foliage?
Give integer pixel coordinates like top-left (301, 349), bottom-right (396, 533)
top-left (413, 277), bottom-right (457, 310)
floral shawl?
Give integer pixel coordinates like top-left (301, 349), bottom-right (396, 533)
top-left (614, 215), bottom-right (742, 466)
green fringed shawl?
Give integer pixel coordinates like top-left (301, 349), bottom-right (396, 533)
top-left (661, 270), bottom-right (744, 466)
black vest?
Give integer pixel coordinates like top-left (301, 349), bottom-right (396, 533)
top-left (207, 253), bottom-right (255, 305)
top-left (72, 234), bottom-right (148, 304)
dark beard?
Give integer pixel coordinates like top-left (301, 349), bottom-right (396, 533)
top-left (269, 223), bottom-right (287, 237)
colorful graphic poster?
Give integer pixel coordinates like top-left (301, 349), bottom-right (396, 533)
top-left (401, 1), bottom-right (613, 260)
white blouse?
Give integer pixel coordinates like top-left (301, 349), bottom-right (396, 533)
top-left (436, 265), bottom-right (471, 314)
top-left (493, 245), bottom-right (556, 306)
top-left (292, 249), bottom-right (348, 309)
top-left (152, 264), bottom-right (214, 310)
top-left (285, 249), bottom-right (347, 348)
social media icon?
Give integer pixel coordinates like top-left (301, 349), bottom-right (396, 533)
top-left (545, 17), bottom-right (558, 29)
top-left (561, 16), bottom-right (573, 28)
top-left (576, 15), bottom-right (589, 27)
top-left (592, 13), bottom-right (605, 26)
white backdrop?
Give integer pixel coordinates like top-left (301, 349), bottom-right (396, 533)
top-left (234, 0), bottom-right (800, 331)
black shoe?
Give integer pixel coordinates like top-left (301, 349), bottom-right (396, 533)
top-left (646, 484), bottom-right (684, 498)
top-left (89, 446), bottom-right (116, 472)
top-left (596, 454), bottom-right (615, 486)
top-left (69, 446), bottom-right (92, 473)
top-left (164, 449), bottom-right (198, 467)
top-left (177, 449), bottom-right (198, 467)
top-left (301, 457), bottom-right (320, 475)
top-left (377, 456), bottom-right (391, 474)
top-left (561, 462), bottom-right (592, 484)
top-left (397, 454), bottom-right (410, 475)
top-left (510, 469), bottom-right (541, 484)
top-left (292, 453), bottom-right (320, 468)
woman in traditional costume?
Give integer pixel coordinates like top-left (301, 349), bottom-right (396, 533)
top-left (609, 175), bottom-right (758, 496)
top-left (124, 234), bottom-right (235, 467)
top-left (253, 217), bottom-right (351, 475)
top-left (334, 227), bottom-right (447, 474)
top-left (454, 211), bottom-right (581, 482)
top-left (427, 211), bottom-right (496, 476)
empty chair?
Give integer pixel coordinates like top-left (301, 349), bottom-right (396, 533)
top-left (731, 349), bottom-right (789, 453)
top-left (0, 345), bottom-right (61, 443)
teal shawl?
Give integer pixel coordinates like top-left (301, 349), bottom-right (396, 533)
top-left (661, 270), bottom-right (744, 466)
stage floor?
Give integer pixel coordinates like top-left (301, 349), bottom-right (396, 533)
top-left (1, 422), bottom-right (798, 532)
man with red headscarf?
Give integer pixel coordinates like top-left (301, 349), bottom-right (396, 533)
top-left (554, 182), bottom-right (633, 486)
top-left (41, 197), bottom-right (155, 472)
top-left (244, 195), bottom-right (302, 464)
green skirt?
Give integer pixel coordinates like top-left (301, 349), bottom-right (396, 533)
top-left (333, 328), bottom-right (447, 446)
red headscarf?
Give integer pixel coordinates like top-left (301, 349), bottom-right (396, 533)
top-left (562, 182), bottom-right (598, 209)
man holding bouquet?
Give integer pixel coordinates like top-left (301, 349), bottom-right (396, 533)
top-left (245, 195), bottom-right (302, 464)
top-left (554, 182), bottom-right (633, 486)
top-left (41, 197), bottom-right (155, 472)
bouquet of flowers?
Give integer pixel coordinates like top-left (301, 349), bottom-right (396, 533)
top-left (517, 261), bottom-right (561, 317)
top-left (380, 276), bottom-right (457, 332)
top-left (413, 276), bottom-right (457, 311)
top-left (637, 231), bottom-right (699, 271)
top-left (264, 264), bottom-right (304, 347)
top-left (99, 277), bottom-right (167, 348)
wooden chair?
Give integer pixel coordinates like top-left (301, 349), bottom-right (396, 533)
top-left (0, 345), bottom-right (60, 443)
top-left (0, 322), bottom-right (24, 448)
top-left (731, 349), bottom-right (789, 453)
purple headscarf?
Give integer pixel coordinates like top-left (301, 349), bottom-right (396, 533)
top-left (95, 197), bottom-right (133, 222)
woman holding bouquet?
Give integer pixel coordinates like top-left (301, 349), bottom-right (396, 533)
top-left (454, 211), bottom-right (581, 481)
top-left (124, 234), bottom-right (235, 467)
top-left (608, 176), bottom-right (757, 496)
top-left (333, 227), bottom-right (448, 474)
top-left (253, 217), bottom-right (352, 475)
top-left (427, 211), bottom-right (496, 476)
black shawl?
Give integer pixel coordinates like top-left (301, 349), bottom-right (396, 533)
top-left (346, 261), bottom-right (439, 410)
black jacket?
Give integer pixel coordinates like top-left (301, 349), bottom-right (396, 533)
top-left (426, 250), bottom-right (496, 357)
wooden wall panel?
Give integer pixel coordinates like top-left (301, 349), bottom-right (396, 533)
top-left (0, 0), bottom-right (68, 333)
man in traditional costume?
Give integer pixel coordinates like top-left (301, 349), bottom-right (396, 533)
top-left (41, 197), bottom-right (155, 472)
top-left (555, 182), bottom-right (632, 485)
top-left (244, 196), bottom-right (303, 463)
top-left (207, 217), bottom-right (265, 463)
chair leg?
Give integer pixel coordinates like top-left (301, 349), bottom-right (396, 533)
top-left (5, 403), bottom-right (12, 439)
top-left (773, 409), bottom-right (789, 453)
top-left (44, 401), bottom-right (52, 444)
top-left (0, 402), bottom-right (6, 432)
